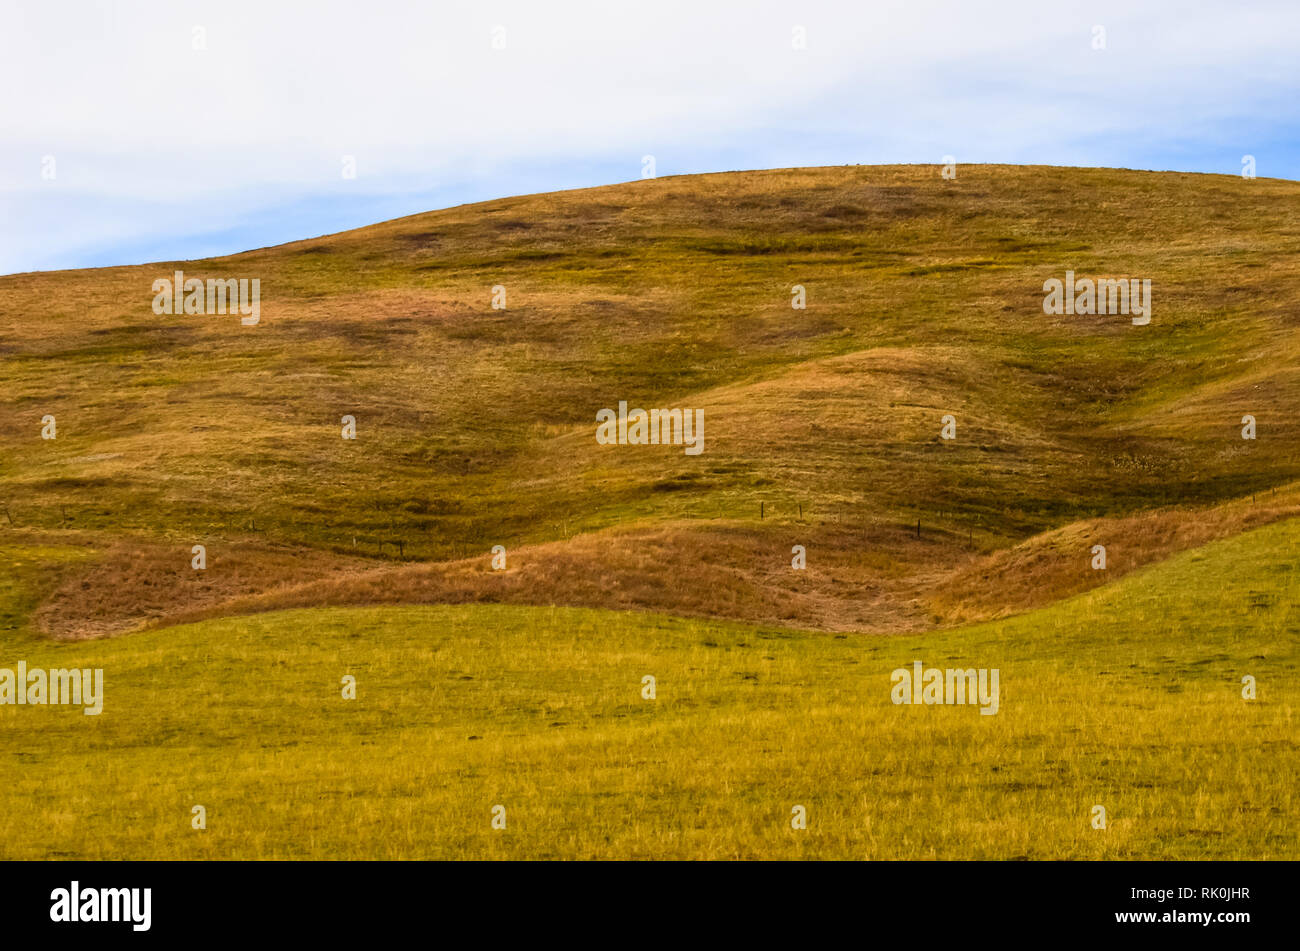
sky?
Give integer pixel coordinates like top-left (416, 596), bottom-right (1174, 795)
top-left (1, 0), bottom-right (1297, 275)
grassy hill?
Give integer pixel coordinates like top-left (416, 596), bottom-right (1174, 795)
top-left (0, 516), bottom-right (1294, 859)
top-left (1, 164), bottom-right (1298, 858)
top-left (3, 164), bottom-right (1300, 637)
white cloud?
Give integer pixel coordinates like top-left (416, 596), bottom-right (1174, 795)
top-left (1, 0), bottom-right (1296, 272)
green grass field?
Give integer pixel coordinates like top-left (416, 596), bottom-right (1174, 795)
top-left (1, 515), bottom-right (1294, 859)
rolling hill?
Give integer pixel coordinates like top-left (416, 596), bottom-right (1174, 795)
top-left (0, 517), bottom-right (1295, 859)
top-left (1, 164), bottom-right (1298, 858)
top-left (4, 164), bottom-right (1299, 638)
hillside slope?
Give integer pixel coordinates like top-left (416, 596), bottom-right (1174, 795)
top-left (2, 164), bottom-right (1299, 636)
top-left (1, 514), bottom-right (1296, 859)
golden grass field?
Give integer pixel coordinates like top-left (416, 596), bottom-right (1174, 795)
top-left (1, 165), bottom-right (1297, 858)
top-left (0, 518), bottom-right (1294, 859)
